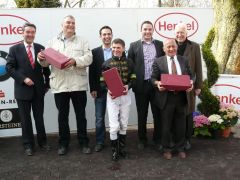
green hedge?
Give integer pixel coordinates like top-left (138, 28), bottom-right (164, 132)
top-left (197, 28), bottom-right (220, 116)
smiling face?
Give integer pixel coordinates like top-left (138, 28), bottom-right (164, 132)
top-left (112, 43), bottom-right (125, 58)
top-left (100, 28), bottom-right (112, 47)
top-left (23, 26), bottom-right (36, 44)
top-left (163, 39), bottom-right (178, 57)
top-left (62, 16), bottom-right (75, 38)
top-left (175, 24), bottom-right (188, 43)
top-left (141, 23), bottom-right (154, 42)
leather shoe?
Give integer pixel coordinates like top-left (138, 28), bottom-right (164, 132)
top-left (25, 148), bottom-right (33, 156)
top-left (82, 146), bottom-right (91, 154)
top-left (58, 146), bottom-right (68, 155)
top-left (185, 140), bottom-right (191, 150)
top-left (40, 144), bottom-right (51, 151)
top-left (95, 144), bottom-right (104, 152)
top-left (178, 152), bottom-right (186, 159)
top-left (137, 142), bottom-right (146, 150)
top-left (163, 152), bottom-right (172, 160)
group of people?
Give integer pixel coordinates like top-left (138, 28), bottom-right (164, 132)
top-left (6, 15), bottom-right (202, 161)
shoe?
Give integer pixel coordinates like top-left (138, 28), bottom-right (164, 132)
top-left (178, 152), bottom-right (186, 159)
top-left (82, 146), bottom-right (92, 154)
top-left (25, 147), bottom-right (33, 156)
top-left (95, 144), bottom-right (104, 152)
top-left (156, 144), bottom-right (163, 152)
top-left (58, 146), bottom-right (68, 155)
top-left (39, 144), bottom-right (51, 151)
top-left (137, 142), bottom-right (146, 150)
top-left (185, 140), bottom-right (191, 150)
top-left (163, 152), bottom-right (172, 160)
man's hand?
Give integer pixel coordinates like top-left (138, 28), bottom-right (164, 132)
top-left (37, 50), bottom-right (46, 61)
top-left (24, 78), bottom-right (34, 86)
top-left (123, 85), bottom-right (128, 95)
top-left (195, 88), bottom-right (201, 96)
top-left (186, 80), bottom-right (194, 92)
top-left (64, 58), bottom-right (76, 69)
top-left (155, 81), bottom-right (165, 91)
top-left (108, 90), bottom-right (116, 99)
top-left (91, 91), bottom-right (97, 98)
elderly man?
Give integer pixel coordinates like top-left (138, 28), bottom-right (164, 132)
top-left (175, 22), bottom-right (203, 150)
top-left (151, 39), bottom-right (193, 159)
top-left (38, 15), bottom-right (92, 155)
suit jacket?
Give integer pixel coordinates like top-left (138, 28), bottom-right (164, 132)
top-left (127, 39), bottom-right (165, 93)
top-left (151, 55), bottom-right (193, 110)
top-left (89, 46), bottom-right (107, 97)
top-left (6, 42), bottom-right (50, 100)
top-left (183, 40), bottom-right (203, 113)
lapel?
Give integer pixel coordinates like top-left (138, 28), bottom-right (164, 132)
top-left (20, 43), bottom-right (31, 67)
top-left (137, 40), bottom-right (144, 66)
top-left (163, 56), bottom-right (169, 74)
top-left (183, 42), bottom-right (192, 57)
top-left (98, 46), bottom-right (105, 63)
top-left (176, 55), bottom-right (185, 74)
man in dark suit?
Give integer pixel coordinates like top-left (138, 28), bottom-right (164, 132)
top-left (89, 26), bottom-right (112, 152)
top-left (175, 23), bottom-right (203, 150)
top-left (6, 23), bottom-right (50, 156)
top-left (128, 20), bottom-right (165, 149)
top-left (151, 39), bottom-right (193, 159)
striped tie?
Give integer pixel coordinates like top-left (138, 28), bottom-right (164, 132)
top-left (171, 57), bottom-right (177, 75)
top-left (27, 45), bottom-right (35, 69)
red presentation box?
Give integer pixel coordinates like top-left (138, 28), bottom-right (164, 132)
top-left (42, 48), bottom-right (69, 69)
top-left (102, 67), bottom-right (125, 98)
top-left (161, 74), bottom-right (191, 91)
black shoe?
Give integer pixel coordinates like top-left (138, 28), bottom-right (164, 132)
top-left (82, 146), bottom-right (92, 154)
top-left (25, 147), bottom-right (33, 156)
top-left (185, 140), bottom-right (191, 151)
top-left (137, 142), bottom-right (146, 150)
top-left (58, 146), bottom-right (68, 155)
top-left (95, 144), bottom-right (104, 152)
top-left (39, 144), bottom-right (51, 151)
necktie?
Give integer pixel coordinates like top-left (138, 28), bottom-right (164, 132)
top-left (171, 57), bottom-right (177, 75)
top-left (27, 45), bottom-right (35, 69)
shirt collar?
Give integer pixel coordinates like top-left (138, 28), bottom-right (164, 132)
top-left (166, 55), bottom-right (177, 61)
top-left (141, 38), bottom-right (155, 44)
top-left (24, 41), bottom-right (34, 49)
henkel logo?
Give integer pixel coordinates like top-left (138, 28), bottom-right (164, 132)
top-left (154, 12), bottom-right (199, 39)
top-left (0, 14), bottom-right (29, 46)
top-left (214, 84), bottom-right (240, 105)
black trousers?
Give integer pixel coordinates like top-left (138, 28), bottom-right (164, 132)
top-left (134, 81), bottom-right (161, 144)
top-left (17, 96), bottom-right (47, 149)
top-left (161, 92), bottom-right (187, 152)
top-left (186, 113), bottom-right (193, 139)
top-left (54, 91), bottom-right (89, 147)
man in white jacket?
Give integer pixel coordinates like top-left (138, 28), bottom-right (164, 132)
top-left (38, 15), bottom-right (92, 155)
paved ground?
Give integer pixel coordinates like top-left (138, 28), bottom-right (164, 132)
top-left (0, 129), bottom-right (240, 180)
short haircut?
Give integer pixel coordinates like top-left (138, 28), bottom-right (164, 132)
top-left (63, 15), bottom-right (75, 22)
top-left (163, 38), bottom-right (177, 48)
top-left (175, 22), bottom-right (187, 33)
top-left (22, 22), bottom-right (36, 31)
top-left (99, 26), bottom-right (112, 35)
top-left (112, 38), bottom-right (125, 47)
top-left (141, 20), bottom-right (153, 30)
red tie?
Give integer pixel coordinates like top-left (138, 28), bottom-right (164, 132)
top-left (171, 57), bottom-right (177, 75)
top-left (27, 45), bottom-right (35, 69)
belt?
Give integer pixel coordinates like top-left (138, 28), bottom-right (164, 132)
top-left (144, 79), bottom-right (151, 82)
top-left (168, 91), bottom-right (179, 95)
